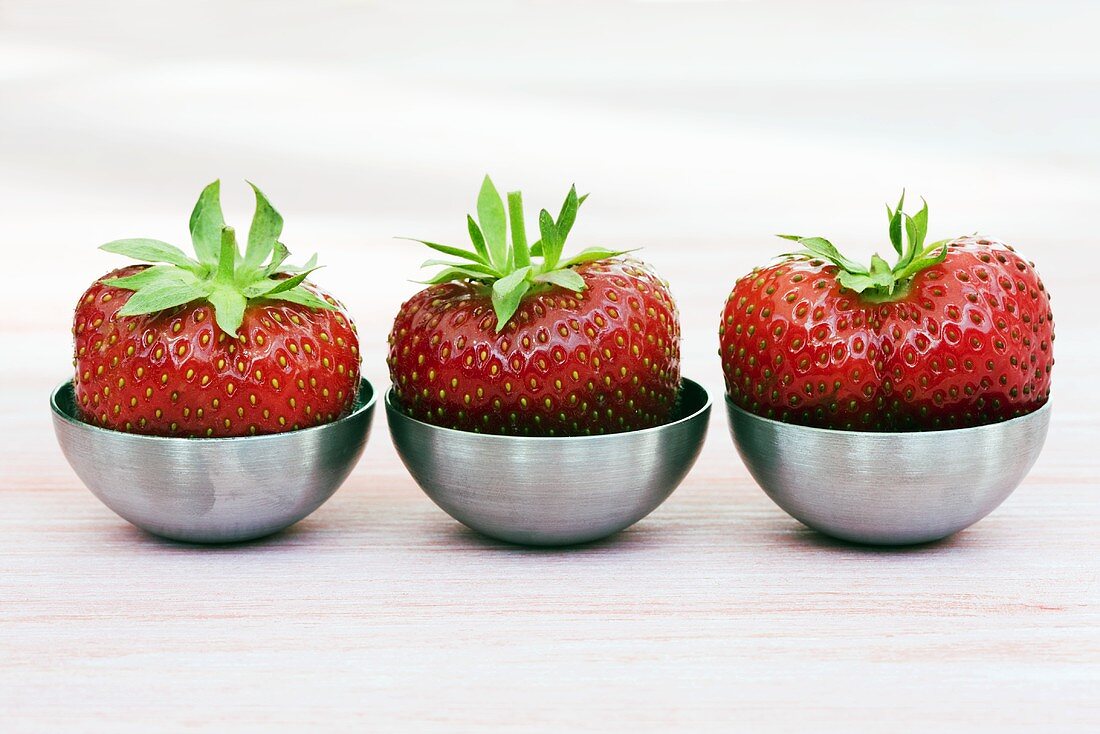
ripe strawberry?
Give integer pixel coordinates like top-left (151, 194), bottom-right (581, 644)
top-left (388, 176), bottom-right (680, 436)
top-left (73, 181), bottom-right (361, 437)
top-left (719, 195), bottom-right (1053, 431)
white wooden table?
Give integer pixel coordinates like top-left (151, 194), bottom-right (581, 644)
top-left (2, 2), bottom-right (1098, 731)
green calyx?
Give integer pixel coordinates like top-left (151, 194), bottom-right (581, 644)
top-left (778, 192), bottom-right (952, 301)
top-left (404, 175), bottom-right (632, 331)
top-left (99, 180), bottom-right (332, 337)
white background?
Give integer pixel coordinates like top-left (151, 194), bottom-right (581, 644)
top-left (3, 0), bottom-right (1097, 400)
top-left (2, 2), bottom-right (1098, 731)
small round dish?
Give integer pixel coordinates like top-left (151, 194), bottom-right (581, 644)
top-left (726, 398), bottom-right (1051, 545)
top-left (387, 378), bottom-right (712, 546)
top-left (51, 378), bottom-right (376, 544)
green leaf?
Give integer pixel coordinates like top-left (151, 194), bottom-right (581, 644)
top-left (898, 217), bottom-right (916, 270)
top-left (538, 209), bottom-right (563, 270)
top-left (895, 198), bottom-right (929, 272)
top-left (420, 258), bottom-right (498, 275)
top-left (923, 237), bottom-right (952, 257)
top-left (534, 268), bottom-right (585, 292)
top-left (267, 285), bottom-right (336, 311)
top-left (838, 254), bottom-right (899, 294)
top-left (924, 238), bottom-right (950, 265)
top-left (403, 179), bottom-right (610, 299)
top-left (398, 237), bottom-right (486, 265)
top-left (263, 242), bottom-right (291, 277)
top-left (244, 181), bottom-right (283, 271)
top-left (782, 192), bottom-right (948, 299)
top-left (477, 175), bottom-right (508, 271)
top-left (417, 266), bottom-right (495, 285)
top-left (887, 191), bottom-right (905, 257)
top-left (555, 185), bottom-right (580, 244)
top-left (117, 279), bottom-right (210, 316)
top-left (508, 191), bottom-right (530, 269)
top-left (207, 284), bottom-right (247, 337)
top-left (490, 266), bottom-right (532, 331)
top-left (99, 239), bottom-right (199, 270)
top-left (99, 182), bottom-right (343, 328)
top-left (869, 253), bottom-right (891, 273)
top-left (262, 269), bottom-right (318, 295)
top-left (530, 189), bottom-right (587, 256)
top-left (466, 215), bottom-right (489, 262)
top-left (835, 271), bottom-right (878, 293)
top-left (103, 265), bottom-right (199, 291)
top-left (243, 268), bottom-right (321, 298)
top-left (868, 254), bottom-right (896, 290)
top-left (560, 246), bottom-right (633, 268)
top-left (779, 236), bottom-right (869, 274)
top-left (895, 238), bottom-right (950, 281)
top-left (189, 180), bottom-right (226, 266)
top-left (280, 252), bottom-right (317, 274)
top-left (909, 199), bottom-right (929, 253)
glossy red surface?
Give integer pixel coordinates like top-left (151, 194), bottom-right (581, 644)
top-left (73, 265), bottom-right (361, 437)
top-left (388, 258), bottom-right (681, 436)
top-left (719, 237), bottom-right (1054, 430)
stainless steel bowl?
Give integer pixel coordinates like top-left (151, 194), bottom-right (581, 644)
top-left (387, 378), bottom-right (711, 546)
top-left (726, 398), bottom-right (1051, 545)
top-left (51, 378), bottom-right (376, 544)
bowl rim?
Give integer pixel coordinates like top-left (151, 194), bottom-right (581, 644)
top-left (725, 394), bottom-right (1051, 437)
top-left (386, 376), bottom-right (712, 442)
top-left (50, 376), bottom-right (376, 443)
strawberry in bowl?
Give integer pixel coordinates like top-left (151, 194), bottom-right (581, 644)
top-left (721, 195), bottom-right (1053, 544)
top-left (51, 181), bottom-right (376, 543)
top-left (75, 180), bottom-right (361, 436)
top-left (386, 176), bottom-right (710, 545)
top-left (388, 176), bottom-right (680, 435)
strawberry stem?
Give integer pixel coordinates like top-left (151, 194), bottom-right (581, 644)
top-left (98, 181), bottom-right (334, 336)
top-left (508, 191), bottom-right (530, 269)
top-left (217, 227), bottom-right (237, 284)
top-left (778, 193), bottom-right (951, 301)
top-left (403, 176), bottom-right (632, 331)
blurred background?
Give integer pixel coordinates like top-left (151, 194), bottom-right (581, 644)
top-left (3, 0), bottom-right (1097, 407)
top-left (3, 2), bottom-right (1099, 728)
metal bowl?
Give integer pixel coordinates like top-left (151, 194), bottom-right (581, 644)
top-left (51, 378), bottom-right (376, 544)
top-left (387, 378), bottom-right (711, 546)
top-left (726, 398), bottom-right (1051, 545)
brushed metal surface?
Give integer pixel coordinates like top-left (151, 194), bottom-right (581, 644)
top-left (387, 378), bottom-right (711, 546)
top-left (726, 398), bottom-right (1051, 545)
top-left (51, 378), bottom-right (376, 544)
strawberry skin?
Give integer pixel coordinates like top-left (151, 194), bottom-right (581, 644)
top-left (389, 258), bottom-right (680, 435)
top-left (721, 232), bottom-right (1053, 431)
top-left (722, 258), bottom-right (887, 429)
top-left (74, 180), bottom-right (361, 437)
top-left (74, 265), bottom-right (361, 437)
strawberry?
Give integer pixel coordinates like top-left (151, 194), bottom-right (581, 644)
top-left (719, 195), bottom-right (1053, 431)
top-left (387, 176), bottom-right (680, 436)
top-left (73, 181), bottom-right (360, 437)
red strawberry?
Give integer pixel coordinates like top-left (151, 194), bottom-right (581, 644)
top-left (719, 195), bottom-right (1053, 431)
top-left (74, 181), bottom-right (360, 437)
top-left (388, 176), bottom-right (680, 436)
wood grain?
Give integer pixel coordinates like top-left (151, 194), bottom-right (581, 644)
top-left (1, 1), bottom-right (1098, 731)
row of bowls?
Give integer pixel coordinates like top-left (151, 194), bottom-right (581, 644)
top-left (50, 376), bottom-right (1050, 547)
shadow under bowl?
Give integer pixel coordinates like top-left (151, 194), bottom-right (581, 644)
top-left (387, 378), bottom-right (712, 546)
top-left (51, 378), bottom-right (377, 544)
top-left (726, 398), bottom-right (1051, 545)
